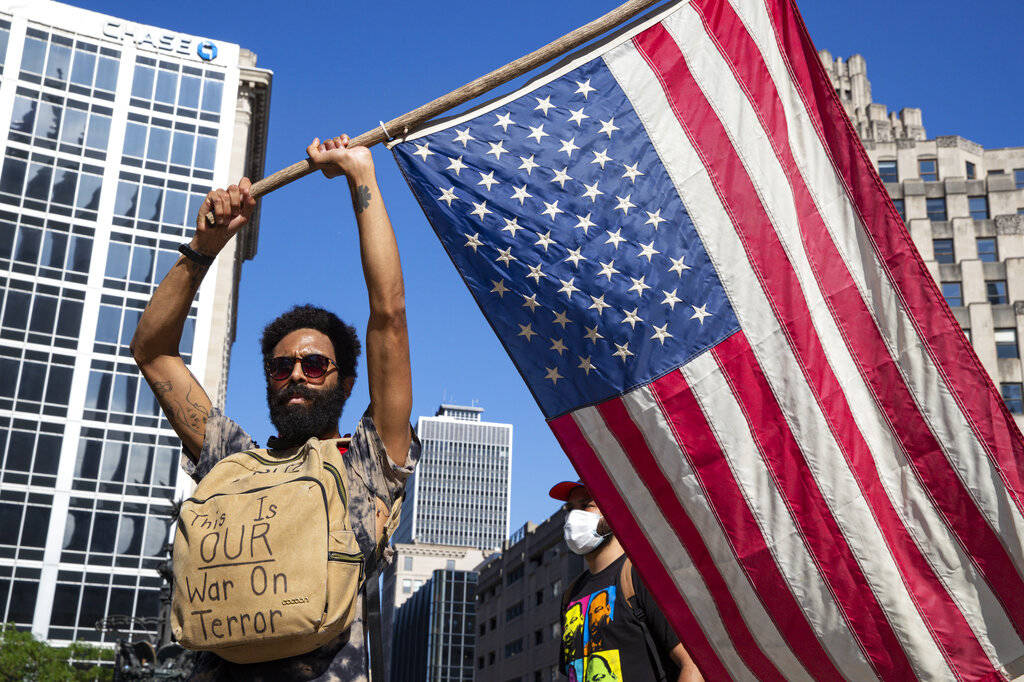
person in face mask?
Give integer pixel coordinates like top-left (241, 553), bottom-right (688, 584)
top-left (550, 480), bottom-right (703, 682)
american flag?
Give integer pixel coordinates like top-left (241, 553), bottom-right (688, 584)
top-left (391, 0), bottom-right (1024, 678)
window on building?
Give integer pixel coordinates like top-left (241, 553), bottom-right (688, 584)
top-left (926, 197), bottom-right (947, 221)
top-left (478, 657), bottom-right (485, 670)
top-left (505, 638), bottom-right (524, 658)
top-left (969, 195), bottom-right (990, 220)
top-left (403, 556), bottom-right (413, 570)
top-left (918, 158), bottom-right (938, 181)
top-left (551, 621), bottom-right (560, 640)
top-left (490, 616), bottom-right (496, 630)
top-left (446, 559), bottom-right (456, 570)
top-left (506, 600), bottom-right (524, 622)
top-left (534, 628), bottom-right (543, 645)
top-left (489, 651), bottom-right (496, 665)
top-left (965, 161), bottom-right (976, 179)
top-left (402, 579), bottom-right (411, 594)
top-left (941, 282), bottom-right (963, 308)
top-left (536, 589), bottom-right (544, 606)
top-left (977, 237), bottom-right (998, 263)
top-left (506, 564), bottom-right (524, 584)
top-left (932, 239), bottom-right (954, 264)
top-left (535, 670), bottom-right (544, 682)
top-left (552, 579), bottom-right (562, 597)
top-left (892, 198), bottom-right (906, 222)
top-left (878, 160), bottom-right (898, 183)
top-left (1018, 208), bottom-right (1024, 216)
top-left (987, 280), bottom-right (1009, 304)
top-left (995, 328), bottom-right (1019, 359)
top-left (989, 169), bottom-right (1006, 176)
top-left (480, 622), bottom-right (486, 635)
top-left (1001, 383), bottom-right (1024, 414)
top-left (1015, 168), bottom-right (1024, 189)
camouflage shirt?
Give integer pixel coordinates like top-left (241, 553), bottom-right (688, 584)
top-left (180, 407), bottom-right (419, 682)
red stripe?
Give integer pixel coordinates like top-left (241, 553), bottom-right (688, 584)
top-left (713, 331), bottom-right (918, 678)
top-left (595, 396), bottom-right (792, 681)
top-left (643, 369), bottom-right (848, 680)
top-left (549, 413), bottom-right (732, 681)
top-left (632, 24), bottom-right (915, 678)
top-left (686, 0), bottom-right (1005, 673)
top-left (763, 0), bottom-right (1024, 517)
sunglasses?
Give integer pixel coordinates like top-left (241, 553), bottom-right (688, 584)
top-left (265, 354), bottom-right (339, 382)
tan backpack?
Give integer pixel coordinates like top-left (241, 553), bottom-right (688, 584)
top-left (171, 436), bottom-right (391, 664)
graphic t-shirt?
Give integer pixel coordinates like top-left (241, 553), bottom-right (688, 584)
top-left (561, 554), bottom-right (680, 682)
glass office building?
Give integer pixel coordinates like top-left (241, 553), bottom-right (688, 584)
top-left (0, 0), bottom-right (270, 644)
top-left (390, 568), bottom-right (477, 682)
top-left (395, 404), bottom-right (512, 551)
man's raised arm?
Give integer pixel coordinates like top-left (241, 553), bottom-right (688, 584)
top-left (130, 180), bottom-right (255, 460)
top-left (307, 136), bottom-right (413, 466)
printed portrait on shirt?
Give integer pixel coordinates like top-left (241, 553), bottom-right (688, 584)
top-left (584, 649), bottom-right (623, 681)
top-left (584, 587), bottom-right (615, 654)
top-left (563, 597), bottom-right (588, 664)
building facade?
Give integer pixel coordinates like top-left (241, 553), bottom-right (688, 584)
top-left (382, 542), bottom-right (486, 680)
top-left (394, 404), bottom-right (513, 551)
top-left (475, 507), bottom-right (585, 682)
top-left (0, 1), bottom-right (270, 645)
top-left (390, 568), bottom-right (477, 682)
top-left (821, 52), bottom-right (1024, 425)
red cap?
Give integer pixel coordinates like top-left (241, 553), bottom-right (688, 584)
top-left (548, 480), bottom-right (586, 501)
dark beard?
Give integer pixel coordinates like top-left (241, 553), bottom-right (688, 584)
top-left (266, 382), bottom-right (346, 449)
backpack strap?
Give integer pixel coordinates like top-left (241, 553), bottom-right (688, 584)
top-left (619, 558), bottom-right (670, 682)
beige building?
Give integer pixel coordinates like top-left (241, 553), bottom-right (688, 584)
top-left (381, 541), bottom-right (486, 678)
top-left (822, 51), bottom-right (1024, 424)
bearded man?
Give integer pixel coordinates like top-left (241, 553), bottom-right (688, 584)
top-left (131, 136), bottom-right (418, 681)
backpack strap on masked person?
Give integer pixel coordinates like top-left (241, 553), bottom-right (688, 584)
top-left (620, 558), bottom-right (671, 682)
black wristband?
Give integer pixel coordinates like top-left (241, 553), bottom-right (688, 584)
top-left (178, 243), bottom-right (215, 267)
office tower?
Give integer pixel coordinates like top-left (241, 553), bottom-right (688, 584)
top-left (390, 568), bottom-right (477, 682)
top-left (820, 52), bottom-right (1024, 428)
top-left (394, 403), bottom-right (513, 551)
top-left (0, 1), bottom-right (270, 645)
top-left (475, 507), bottom-right (584, 682)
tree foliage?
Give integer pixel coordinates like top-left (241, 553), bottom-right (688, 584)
top-left (0, 623), bottom-right (114, 681)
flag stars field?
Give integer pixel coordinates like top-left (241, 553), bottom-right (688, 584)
top-left (395, 59), bottom-right (739, 416)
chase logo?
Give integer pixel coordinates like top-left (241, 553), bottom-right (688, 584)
top-left (196, 41), bottom-right (217, 61)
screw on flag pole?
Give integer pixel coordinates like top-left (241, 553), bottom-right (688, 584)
top-left (202, 0), bottom-right (665, 225)
top-left (387, 0), bottom-right (1024, 679)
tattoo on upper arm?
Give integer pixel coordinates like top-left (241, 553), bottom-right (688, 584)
top-left (150, 378), bottom-right (210, 437)
top-left (354, 185), bottom-right (372, 214)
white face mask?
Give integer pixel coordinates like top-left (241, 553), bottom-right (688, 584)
top-left (564, 509), bottom-right (611, 555)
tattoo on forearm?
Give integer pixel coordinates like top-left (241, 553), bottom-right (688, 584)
top-left (353, 185), bottom-right (372, 214)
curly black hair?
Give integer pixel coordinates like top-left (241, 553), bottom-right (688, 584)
top-left (260, 305), bottom-right (361, 379)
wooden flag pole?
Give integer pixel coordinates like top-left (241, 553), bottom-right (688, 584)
top-left (245, 0), bottom-right (665, 200)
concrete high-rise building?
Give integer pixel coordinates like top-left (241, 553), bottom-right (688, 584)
top-left (394, 403), bottom-right (512, 551)
top-left (390, 568), bottom-right (477, 682)
top-left (0, 1), bottom-right (270, 645)
top-left (820, 52), bottom-right (1024, 428)
top-left (475, 507), bottom-right (584, 682)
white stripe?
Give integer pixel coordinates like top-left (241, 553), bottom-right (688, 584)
top-left (658, 10), bottom-right (967, 676)
top-left (727, 0), bottom-right (1024, 662)
top-left (621, 384), bottom-right (816, 681)
top-left (736, 0), bottom-right (1024, 577)
top-left (571, 406), bottom-right (758, 682)
top-left (604, 42), bottom-right (886, 680)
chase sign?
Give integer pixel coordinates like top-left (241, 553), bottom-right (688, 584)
top-left (102, 21), bottom-right (219, 62)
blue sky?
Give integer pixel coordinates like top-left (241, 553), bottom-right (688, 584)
top-left (71, 0), bottom-right (1023, 531)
